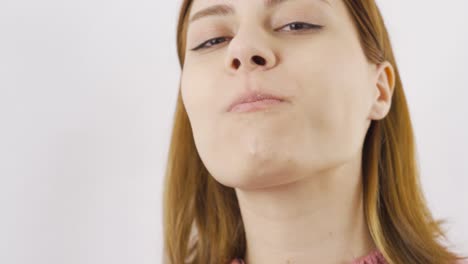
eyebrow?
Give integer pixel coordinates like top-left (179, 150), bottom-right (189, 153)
top-left (189, 0), bottom-right (330, 24)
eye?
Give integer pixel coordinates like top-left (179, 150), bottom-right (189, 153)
top-left (277, 22), bottom-right (323, 32)
top-left (190, 22), bottom-right (323, 51)
top-left (190, 36), bottom-right (231, 51)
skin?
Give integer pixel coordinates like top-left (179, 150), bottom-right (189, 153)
top-left (181, 0), bottom-right (395, 263)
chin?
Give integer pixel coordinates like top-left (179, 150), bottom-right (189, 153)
top-left (213, 162), bottom-right (300, 190)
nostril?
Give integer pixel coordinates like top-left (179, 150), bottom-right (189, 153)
top-left (232, 58), bottom-right (241, 68)
top-left (252, 55), bottom-right (266, 65)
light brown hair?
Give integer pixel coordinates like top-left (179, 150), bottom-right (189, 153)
top-left (163, 0), bottom-right (467, 263)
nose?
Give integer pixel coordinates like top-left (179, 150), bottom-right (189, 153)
top-left (224, 31), bottom-right (277, 73)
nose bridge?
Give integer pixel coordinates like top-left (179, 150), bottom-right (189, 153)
top-left (224, 22), bottom-right (276, 73)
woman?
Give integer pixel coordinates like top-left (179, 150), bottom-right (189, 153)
top-left (163, 0), bottom-right (468, 263)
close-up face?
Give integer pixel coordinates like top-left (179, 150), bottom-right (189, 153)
top-left (180, 0), bottom-right (385, 189)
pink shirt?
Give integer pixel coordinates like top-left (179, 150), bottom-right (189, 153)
top-left (230, 249), bottom-right (386, 264)
top-left (230, 249), bottom-right (468, 264)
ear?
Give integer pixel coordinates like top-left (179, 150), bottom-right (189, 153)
top-left (368, 61), bottom-right (396, 120)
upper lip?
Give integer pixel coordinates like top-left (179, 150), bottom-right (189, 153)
top-left (227, 89), bottom-right (286, 112)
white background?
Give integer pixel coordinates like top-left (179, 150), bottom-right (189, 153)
top-left (0, 0), bottom-right (467, 263)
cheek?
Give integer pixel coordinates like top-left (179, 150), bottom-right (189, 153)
top-left (180, 71), bottom-right (207, 137)
top-left (180, 67), bottom-right (208, 116)
top-left (293, 46), bottom-right (371, 137)
top-left (180, 72), bottom-right (194, 115)
top-left (181, 57), bottom-right (229, 117)
top-left (311, 39), bottom-right (370, 112)
top-left (180, 66), bottom-right (222, 143)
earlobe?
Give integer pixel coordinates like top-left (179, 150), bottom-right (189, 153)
top-left (369, 61), bottom-right (396, 120)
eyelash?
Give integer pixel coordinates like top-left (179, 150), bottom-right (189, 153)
top-left (190, 22), bottom-right (323, 51)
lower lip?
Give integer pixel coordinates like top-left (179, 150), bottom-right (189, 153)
top-left (229, 99), bottom-right (284, 113)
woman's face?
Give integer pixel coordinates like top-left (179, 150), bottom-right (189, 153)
top-left (180, 0), bottom-right (390, 188)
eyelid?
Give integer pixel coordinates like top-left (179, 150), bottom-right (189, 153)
top-left (275, 22), bottom-right (323, 32)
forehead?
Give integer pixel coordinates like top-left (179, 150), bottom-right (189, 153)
top-left (189, 0), bottom-right (335, 21)
top-left (188, 0), bottom-right (339, 26)
top-left (191, 0), bottom-right (332, 9)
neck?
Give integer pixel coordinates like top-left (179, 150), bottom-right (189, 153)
top-left (235, 154), bottom-right (376, 264)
